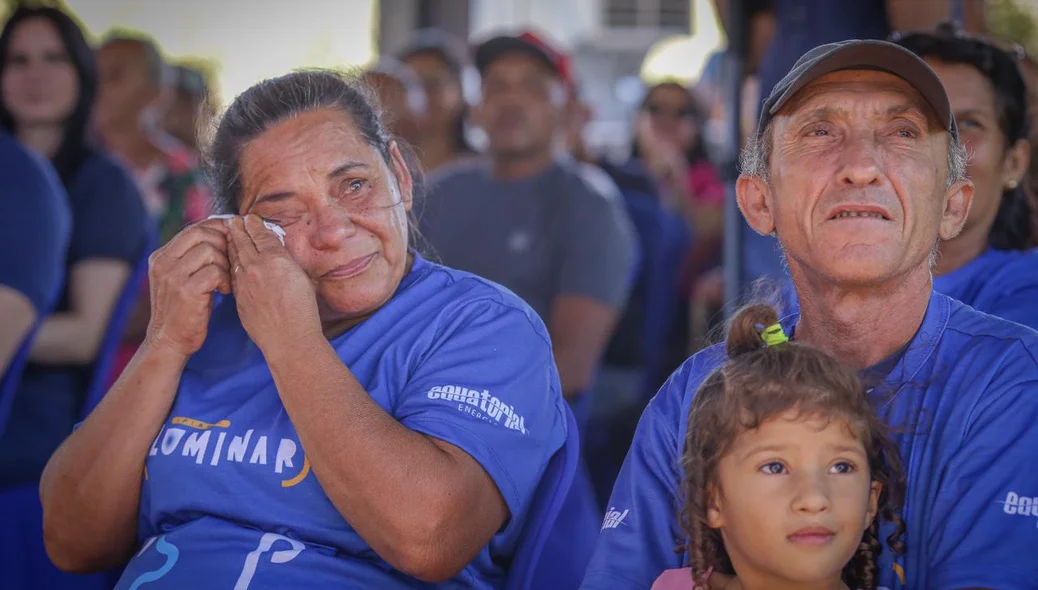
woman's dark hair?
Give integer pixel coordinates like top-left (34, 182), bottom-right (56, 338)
top-left (632, 81), bottom-right (709, 165)
top-left (206, 69), bottom-right (424, 224)
top-left (0, 5), bottom-right (98, 186)
top-left (892, 21), bottom-right (1032, 250)
top-left (679, 303), bottom-right (906, 590)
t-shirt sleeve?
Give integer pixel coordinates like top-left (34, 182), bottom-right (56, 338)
top-left (0, 148), bottom-right (70, 313)
top-left (67, 157), bottom-right (148, 266)
top-left (394, 297), bottom-right (567, 536)
top-left (580, 371), bottom-right (688, 589)
top-left (927, 350), bottom-right (1038, 589)
top-left (558, 178), bottom-right (637, 309)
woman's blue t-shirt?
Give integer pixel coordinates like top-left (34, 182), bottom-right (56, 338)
top-left (117, 255), bottom-right (568, 589)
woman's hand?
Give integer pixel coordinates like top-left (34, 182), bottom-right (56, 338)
top-left (145, 218), bottom-right (231, 360)
top-left (226, 215), bottom-right (320, 352)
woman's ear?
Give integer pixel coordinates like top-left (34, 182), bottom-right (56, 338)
top-left (387, 140), bottom-right (414, 212)
top-left (1002, 138), bottom-right (1032, 188)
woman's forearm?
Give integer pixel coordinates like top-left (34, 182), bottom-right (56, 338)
top-left (263, 330), bottom-right (504, 582)
top-left (40, 341), bottom-right (187, 573)
top-left (30, 313), bottom-right (104, 365)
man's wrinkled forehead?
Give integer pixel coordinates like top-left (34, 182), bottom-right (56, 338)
top-left (775, 69), bottom-right (941, 130)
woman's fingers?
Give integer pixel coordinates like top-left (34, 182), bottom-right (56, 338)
top-left (176, 242), bottom-right (232, 280)
top-left (227, 216), bottom-right (259, 262)
top-left (187, 263), bottom-right (232, 295)
top-left (161, 219), bottom-right (228, 259)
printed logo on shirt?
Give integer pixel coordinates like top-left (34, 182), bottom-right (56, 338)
top-left (999, 490), bottom-right (1038, 525)
top-left (426, 385), bottom-right (528, 435)
top-left (148, 416), bottom-right (311, 487)
top-left (601, 506), bottom-right (629, 530)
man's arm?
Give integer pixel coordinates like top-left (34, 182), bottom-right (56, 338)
top-left (552, 170), bottom-right (637, 399)
top-left (926, 351), bottom-right (1038, 589)
top-left (0, 287), bottom-right (37, 375)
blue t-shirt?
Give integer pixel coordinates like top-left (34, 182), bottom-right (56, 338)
top-left (116, 255), bottom-right (568, 589)
top-left (0, 150), bottom-right (148, 487)
top-left (934, 248), bottom-right (1038, 331)
top-left (581, 292), bottom-right (1038, 590)
top-left (0, 132), bottom-right (70, 316)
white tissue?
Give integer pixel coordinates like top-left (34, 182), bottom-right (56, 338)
top-left (207, 214), bottom-right (286, 246)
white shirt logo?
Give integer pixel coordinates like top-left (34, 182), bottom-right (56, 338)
top-left (601, 506), bottom-right (629, 530)
top-left (1000, 491), bottom-right (1038, 526)
top-left (427, 385), bottom-right (528, 435)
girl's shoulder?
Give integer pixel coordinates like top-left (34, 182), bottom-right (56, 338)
top-left (651, 568), bottom-right (730, 590)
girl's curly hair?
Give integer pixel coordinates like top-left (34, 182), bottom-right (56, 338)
top-left (677, 303), bottom-right (906, 590)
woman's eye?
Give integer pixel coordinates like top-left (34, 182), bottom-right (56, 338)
top-left (829, 461), bottom-right (856, 474)
top-left (343, 179), bottom-right (368, 196)
top-left (759, 462), bottom-right (787, 475)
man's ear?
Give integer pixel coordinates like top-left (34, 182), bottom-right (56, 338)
top-left (387, 140), bottom-right (414, 212)
top-left (938, 178), bottom-right (973, 241)
top-left (736, 174), bottom-right (776, 236)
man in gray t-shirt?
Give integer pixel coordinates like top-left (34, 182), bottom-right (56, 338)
top-left (419, 31), bottom-right (636, 401)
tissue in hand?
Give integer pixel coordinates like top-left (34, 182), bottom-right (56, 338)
top-left (207, 214), bottom-right (286, 246)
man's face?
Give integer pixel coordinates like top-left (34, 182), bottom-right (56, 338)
top-left (96, 41), bottom-right (158, 133)
top-left (477, 52), bottom-right (562, 159)
top-left (738, 70), bottom-right (972, 287)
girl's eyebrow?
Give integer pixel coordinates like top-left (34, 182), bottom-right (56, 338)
top-left (739, 444), bottom-right (792, 461)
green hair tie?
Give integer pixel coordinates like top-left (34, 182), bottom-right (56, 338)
top-left (761, 323), bottom-right (789, 347)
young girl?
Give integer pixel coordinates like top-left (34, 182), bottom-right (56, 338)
top-left (653, 304), bottom-right (906, 590)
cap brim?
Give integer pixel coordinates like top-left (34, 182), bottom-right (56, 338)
top-left (768, 41), bottom-right (954, 137)
top-left (475, 36), bottom-right (558, 76)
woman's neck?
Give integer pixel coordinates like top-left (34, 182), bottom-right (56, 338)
top-left (18, 124), bottom-right (65, 159)
top-left (933, 223), bottom-right (990, 276)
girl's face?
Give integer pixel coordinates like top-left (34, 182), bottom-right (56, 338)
top-left (707, 411), bottom-right (881, 587)
top-left (641, 84), bottom-right (697, 150)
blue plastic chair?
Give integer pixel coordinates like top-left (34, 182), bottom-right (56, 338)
top-left (505, 402), bottom-right (583, 590)
top-left (80, 224), bottom-right (156, 419)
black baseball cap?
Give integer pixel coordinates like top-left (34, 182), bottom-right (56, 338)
top-left (759, 39), bottom-right (958, 141)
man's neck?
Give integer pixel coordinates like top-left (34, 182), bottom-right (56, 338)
top-left (18, 124), bottom-right (64, 159)
top-left (791, 263), bottom-right (932, 370)
top-left (933, 225), bottom-right (989, 276)
top-left (490, 149), bottom-right (554, 181)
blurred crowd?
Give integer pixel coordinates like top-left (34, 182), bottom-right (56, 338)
top-left (1, 0), bottom-right (1038, 588)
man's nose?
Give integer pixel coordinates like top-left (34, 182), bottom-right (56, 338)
top-left (837, 135), bottom-right (884, 188)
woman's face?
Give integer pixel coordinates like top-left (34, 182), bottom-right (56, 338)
top-left (1, 17), bottom-right (79, 129)
top-left (403, 51), bottom-right (463, 135)
top-left (927, 58), bottom-right (1030, 239)
top-left (237, 108), bottom-right (414, 325)
top-left (642, 84), bottom-right (697, 150)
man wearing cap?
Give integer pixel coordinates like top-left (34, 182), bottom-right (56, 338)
top-left (420, 32), bottom-right (636, 403)
top-left (581, 40), bottom-right (1038, 590)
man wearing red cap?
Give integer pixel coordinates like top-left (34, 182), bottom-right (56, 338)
top-left (420, 31), bottom-right (636, 403)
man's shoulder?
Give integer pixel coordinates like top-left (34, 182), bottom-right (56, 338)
top-left (426, 159), bottom-right (489, 191)
top-left (937, 295), bottom-right (1038, 390)
top-left (650, 343), bottom-right (729, 426)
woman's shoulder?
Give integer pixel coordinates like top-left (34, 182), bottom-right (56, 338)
top-left (73, 150), bottom-right (140, 196)
top-left (405, 256), bottom-right (551, 340)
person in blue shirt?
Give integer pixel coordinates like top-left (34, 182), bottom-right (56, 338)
top-left (41, 70), bottom-right (567, 589)
top-left (0, 130), bottom-right (70, 395)
top-left (0, 5), bottom-right (149, 491)
top-left (582, 40), bottom-right (1038, 590)
top-left (892, 22), bottom-right (1038, 330)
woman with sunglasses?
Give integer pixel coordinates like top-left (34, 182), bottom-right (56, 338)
top-left (894, 22), bottom-right (1038, 330)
